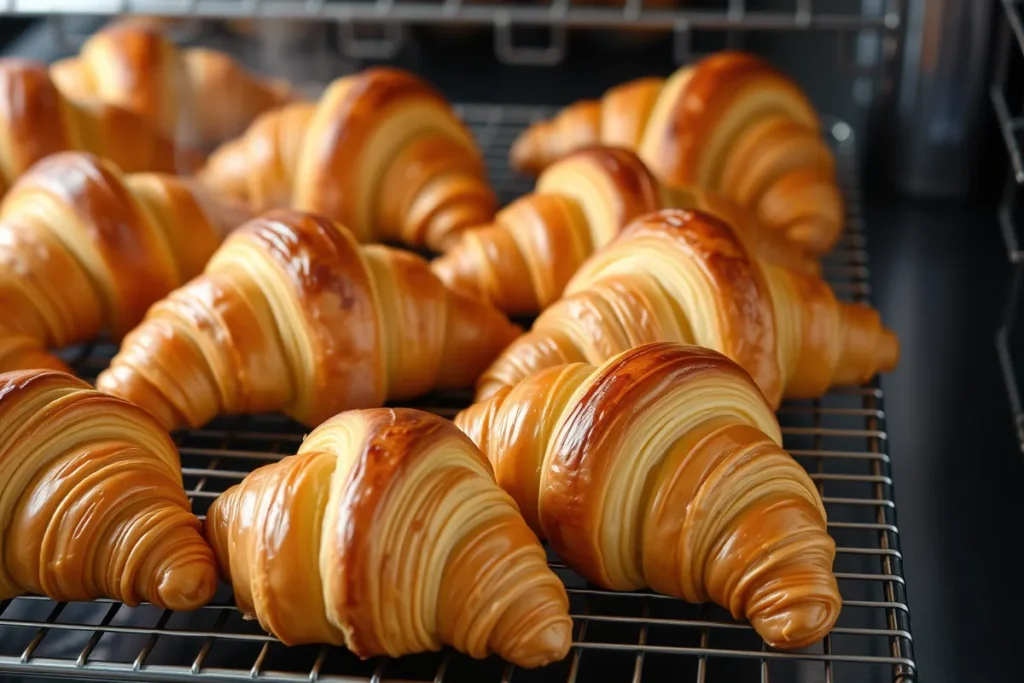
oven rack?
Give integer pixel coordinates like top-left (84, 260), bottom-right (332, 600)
top-left (0, 105), bottom-right (916, 683)
top-left (1, 1), bottom-right (903, 68)
top-left (0, 0), bottom-right (903, 30)
top-left (993, 0), bottom-right (1024, 453)
top-left (994, 0), bottom-right (1024, 262)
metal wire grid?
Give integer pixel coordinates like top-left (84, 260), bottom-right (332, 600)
top-left (0, 105), bottom-right (915, 683)
top-left (9, 0), bottom-right (905, 69)
top-left (994, 0), bottom-right (1024, 262)
top-left (0, 0), bottom-right (903, 29)
top-left (993, 0), bottom-right (1024, 452)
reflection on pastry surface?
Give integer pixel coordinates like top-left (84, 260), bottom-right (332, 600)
top-left (199, 67), bottom-right (495, 252)
top-left (510, 51), bottom-right (843, 255)
top-left (433, 146), bottom-right (820, 316)
top-left (97, 209), bottom-right (521, 431)
top-left (458, 342), bottom-right (841, 650)
top-left (0, 368), bottom-right (216, 610)
top-left (206, 407), bottom-right (572, 668)
top-left (0, 152), bottom-right (248, 374)
top-left (477, 209), bottom-right (898, 407)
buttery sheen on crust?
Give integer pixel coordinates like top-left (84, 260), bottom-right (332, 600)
top-left (509, 51), bottom-right (843, 254)
top-left (0, 151), bottom-right (248, 374)
top-left (477, 209), bottom-right (898, 407)
top-left (0, 58), bottom-right (198, 194)
top-left (198, 67), bottom-right (495, 252)
top-left (96, 209), bottom-right (521, 431)
top-left (432, 146), bottom-right (819, 316)
top-left (205, 408), bottom-right (572, 668)
top-left (0, 369), bottom-right (217, 610)
top-left (49, 19), bottom-right (296, 147)
top-left (457, 342), bottom-right (841, 650)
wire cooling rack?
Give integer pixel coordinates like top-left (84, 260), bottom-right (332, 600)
top-left (0, 105), bottom-right (916, 683)
top-left (992, 0), bottom-right (1024, 453)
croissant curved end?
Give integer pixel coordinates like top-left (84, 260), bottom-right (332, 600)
top-left (878, 327), bottom-right (900, 374)
top-left (508, 131), bottom-right (535, 174)
top-left (155, 552), bottom-right (219, 612)
top-left (499, 619), bottom-right (573, 669)
top-left (750, 594), bottom-right (840, 650)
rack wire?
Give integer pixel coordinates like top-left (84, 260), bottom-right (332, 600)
top-left (3, 1), bottom-right (903, 67)
top-left (993, 0), bottom-right (1024, 453)
top-left (0, 103), bottom-right (915, 682)
top-left (0, 0), bottom-right (904, 28)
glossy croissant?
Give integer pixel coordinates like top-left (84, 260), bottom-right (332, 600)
top-left (458, 342), bottom-right (840, 650)
top-left (198, 67), bottom-right (496, 251)
top-left (0, 369), bottom-right (217, 609)
top-left (0, 58), bottom-right (198, 194)
top-left (0, 152), bottom-right (248, 374)
top-left (477, 209), bottom-right (898, 408)
top-left (96, 210), bottom-right (521, 431)
top-left (510, 51), bottom-right (843, 254)
top-left (205, 408), bottom-right (572, 667)
top-left (433, 146), bottom-right (819, 315)
top-left (50, 19), bottom-right (297, 147)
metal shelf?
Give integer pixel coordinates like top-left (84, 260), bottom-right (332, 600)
top-left (994, 0), bottom-right (1024, 263)
top-left (0, 0), bottom-right (902, 30)
top-left (0, 103), bottom-right (915, 683)
top-left (992, 0), bottom-right (1024, 453)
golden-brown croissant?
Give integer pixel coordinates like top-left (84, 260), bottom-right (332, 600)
top-left (457, 342), bottom-right (840, 650)
top-left (0, 58), bottom-right (200, 195)
top-left (50, 21), bottom-right (297, 148)
top-left (432, 146), bottom-right (819, 315)
top-left (0, 152), bottom-right (249, 374)
top-left (0, 368), bottom-right (217, 609)
top-left (477, 209), bottom-right (898, 407)
top-left (205, 407), bottom-right (571, 667)
top-left (509, 51), bottom-right (843, 254)
top-left (96, 209), bottom-right (521, 431)
top-left (198, 68), bottom-right (496, 252)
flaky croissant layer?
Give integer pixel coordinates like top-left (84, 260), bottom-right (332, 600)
top-left (49, 19), bottom-right (297, 147)
top-left (0, 152), bottom-right (249, 375)
top-left (458, 342), bottom-right (841, 650)
top-left (199, 67), bottom-right (495, 252)
top-left (509, 51), bottom-right (844, 255)
top-left (0, 369), bottom-right (216, 609)
top-left (0, 58), bottom-right (198, 194)
top-left (97, 209), bottom-right (521, 431)
top-left (432, 146), bottom-right (819, 316)
top-left (206, 408), bottom-right (572, 668)
top-left (477, 209), bottom-right (898, 407)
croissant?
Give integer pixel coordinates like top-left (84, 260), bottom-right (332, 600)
top-left (457, 342), bottom-right (840, 650)
top-left (205, 407), bottom-right (571, 667)
top-left (198, 68), bottom-right (496, 251)
top-left (0, 152), bottom-right (249, 375)
top-left (96, 209), bottom-right (521, 431)
top-left (432, 146), bottom-right (818, 315)
top-left (0, 58), bottom-right (200, 195)
top-left (50, 21), bottom-right (297, 147)
top-left (476, 209), bottom-right (898, 407)
top-left (509, 51), bottom-right (843, 254)
top-left (0, 369), bottom-right (217, 609)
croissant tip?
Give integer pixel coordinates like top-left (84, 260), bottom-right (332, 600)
top-left (501, 618), bottom-right (574, 668)
top-left (509, 131), bottom-right (540, 176)
top-left (878, 327), bottom-right (900, 374)
top-left (750, 597), bottom-right (840, 651)
top-left (155, 555), bottom-right (220, 611)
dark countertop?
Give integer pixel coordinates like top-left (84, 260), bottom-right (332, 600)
top-left (866, 193), bottom-right (1024, 683)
